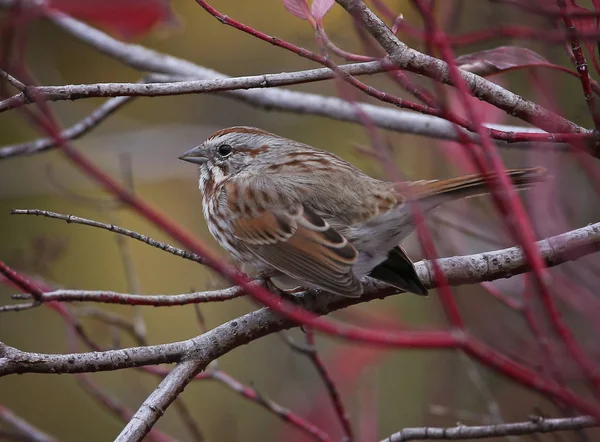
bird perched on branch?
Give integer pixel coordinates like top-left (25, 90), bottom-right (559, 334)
top-left (180, 126), bottom-right (546, 297)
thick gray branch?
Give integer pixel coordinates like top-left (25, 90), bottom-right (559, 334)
top-left (334, 0), bottom-right (582, 134)
top-left (115, 360), bottom-right (200, 442)
top-left (418, 222), bottom-right (600, 287)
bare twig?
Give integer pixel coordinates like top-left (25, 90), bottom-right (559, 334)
top-left (5, 209), bottom-right (599, 308)
top-left (0, 300), bottom-right (39, 312)
top-left (286, 330), bottom-right (354, 441)
top-left (0, 95), bottom-right (133, 159)
top-left (0, 262), bottom-right (44, 301)
top-left (75, 306), bottom-right (139, 339)
top-left (172, 398), bottom-right (205, 442)
top-left (0, 405), bottom-right (57, 442)
top-left (380, 415), bottom-right (597, 441)
top-left (10, 209), bottom-right (205, 265)
top-left (74, 373), bottom-right (174, 442)
top-left (6, 209), bottom-right (600, 308)
top-left (458, 353), bottom-right (520, 442)
top-left (0, 69), bottom-right (26, 91)
top-left (11, 286), bottom-right (246, 307)
top-left (111, 154), bottom-right (147, 347)
top-left (210, 370), bottom-right (331, 442)
top-left (0, 61), bottom-right (396, 112)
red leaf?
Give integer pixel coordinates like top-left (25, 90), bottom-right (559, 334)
top-left (47, 0), bottom-right (176, 39)
top-left (311, 0), bottom-right (335, 21)
top-left (282, 0), bottom-right (310, 20)
top-left (455, 46), bottom-right (550, 76)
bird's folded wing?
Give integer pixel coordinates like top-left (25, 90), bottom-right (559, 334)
top-left (228, 185), bottom-right (362, 297)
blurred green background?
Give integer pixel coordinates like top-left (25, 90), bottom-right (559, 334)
top-left (1, 1), bottom-right (599, 441)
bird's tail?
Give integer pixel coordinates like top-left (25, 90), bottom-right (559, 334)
top-left (369, 167), bottom-right (547, 297)
top-left (402, 167), bottom-right (548, 211)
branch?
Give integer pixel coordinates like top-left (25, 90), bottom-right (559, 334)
top-left (10, 209), bottom-right (205, 264)
top-left (7, 209), bottom-right (600, 308)
top-left (0, 95), bottom-right (133, 159)
top-left (1, 71), bottom-right (583, 149)
top-left (334, 0), bottom-right (583, 135)
top-left (74, 373), bottom-right (174, 442)
top-left (0, 405), bottom-right (57, 442)
top-left (0, 1), bottom-right (562, 148)
top-left (381, 415), bottom-right (597, 441)
top-left (418, 222), bottom-right (600, 287)
top-left (114, 360), bottom-right (200, 442)
top-left (0, 69), bottom-right (26, 91)
top-left (209, 370), bottom-right (332, 442)
top-left (2, 222), bottom-right (600, 439)
top-left (1, 222), bottom-right (599, 375)
top-left (286, 330), bottom-right (353, 441)
top-left (10, 286), bottom-right (246, 308)
top-left (0, 60), bottom-right (397, 112)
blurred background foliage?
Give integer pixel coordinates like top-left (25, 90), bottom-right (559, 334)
top-left (1, 0), bottom-right (599, 441)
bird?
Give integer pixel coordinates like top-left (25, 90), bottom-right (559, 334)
top-left (179, 126), bottom-right (546, 297)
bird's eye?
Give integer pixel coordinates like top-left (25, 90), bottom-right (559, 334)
top-left (217, 144), bottom-right (233, 157)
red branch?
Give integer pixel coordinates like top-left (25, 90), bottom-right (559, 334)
top-left (557, 0), bottom-right (600, 128)
top-left (413, 0), bottom-right (600, 402)
top-left (0, 261), bottom-right (44, 301)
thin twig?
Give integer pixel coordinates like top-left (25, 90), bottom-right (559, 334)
top-left (10, 209), bottom-right (205, 264)
top-left (210, 369), bottom-right (331, 442)
top-left (0, 68), bottom-right (26, 90)
top-left (75, 306), bottom-right (139, 340)
top-left (74, 373), bottom-right (174, 442)
top-left (114, 360), bottom-right (202, 442)
top-left (111, 154), bottom-right (147, 347)
top-left (10, 286), bottom-right (247, 307)
top-left (380, 415), bottom-right (597, 441)
top-left (0, 61), bottom-right (395, 112)
top-left (0, 95), bottom-right (133, 159)
top-left (286, 329), bottom-right (354, 442)
top-left (0, 405), bottom-right (57, 442)
top-left (172, 399), bottom-right (205, 442)
top-left (458, 353), bottom-right (521, 442)
top-left (0, 300), bottom-right (39, 312)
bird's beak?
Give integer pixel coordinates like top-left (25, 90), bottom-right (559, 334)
top-left (178, 146), bottom-right (208, 165)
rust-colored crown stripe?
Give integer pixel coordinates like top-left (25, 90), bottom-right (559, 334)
top-left (208, 126), bottom-right (273, 140)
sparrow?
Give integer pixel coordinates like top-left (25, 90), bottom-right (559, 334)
top-left (179, 126), bottom-right (546, 297)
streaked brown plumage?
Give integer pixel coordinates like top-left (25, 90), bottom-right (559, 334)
top-left (179, 126), bottom-right (547, 297)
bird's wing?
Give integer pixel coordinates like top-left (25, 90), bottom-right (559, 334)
top-left (224, 177), bottom-right (362, 297)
